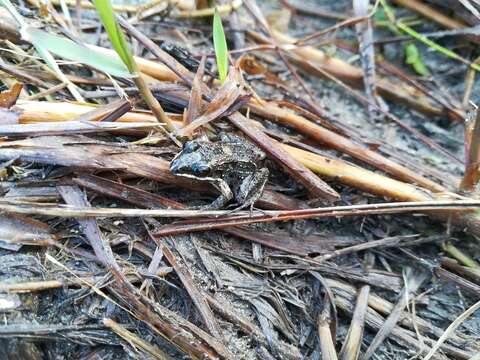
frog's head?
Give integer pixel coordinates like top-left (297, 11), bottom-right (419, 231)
top-left (170, 140), bottom-right (211, 177)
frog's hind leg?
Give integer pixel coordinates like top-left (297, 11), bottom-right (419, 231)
top-left (201, 178), bottom-right (233, 210)
top-left (234, 168), bottom-right (269, 212)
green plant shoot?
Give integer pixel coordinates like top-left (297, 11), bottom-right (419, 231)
top-left (405, 43), bottom-right (430, 76)
top-left (92, 0), bottom-right (137, 74)
top-left (91, 0), bottom-right (176, 133)
top-left (213, 8), bottom-right (228, 83)
top-left (24, 27), bottom-right (131, 78)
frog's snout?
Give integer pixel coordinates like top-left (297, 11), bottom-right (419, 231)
top-left (169, 156), bottom-right (186, 174)
top-left (170, 152), bottom-right (210, 176)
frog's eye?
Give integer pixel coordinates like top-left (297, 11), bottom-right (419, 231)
top-left (183, 141), bottom-right (200, 153)
top-left (191, 163), bottom-right (210, 177)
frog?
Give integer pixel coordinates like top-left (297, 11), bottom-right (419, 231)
top-left (170, 134), bottom-right (269, 210)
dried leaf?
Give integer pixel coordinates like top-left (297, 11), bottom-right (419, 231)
top-left (185, 56), bottom-right (206, 127)
top-left (176, 69), bottom-right (242, 136)
top-left (0, 83), bottom-right (22, 108)
top-left (237, 55), bottom-right (267, 75)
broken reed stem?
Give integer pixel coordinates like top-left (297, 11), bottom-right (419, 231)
top-left (337, 254), bottom-right (374, 360)
top-left (318, 301), bottom-right (338, 360)
top-left (0, 278), bottom-right (78, 292)
top-left (15, 100), bottom-right (159, 123)
top-left (281, 144), bottom-right (433, 201)
top-left (441, 258), bottom-right (480, 282)
top-left (103, 318), bottom-right (174, 360)
top-left (338, 285), bottom-right (369, 360)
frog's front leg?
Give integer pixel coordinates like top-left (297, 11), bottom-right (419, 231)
top-left (203, 178), bottom-right (234, 210)
top-left (234, 168), bottom-right (269, 210)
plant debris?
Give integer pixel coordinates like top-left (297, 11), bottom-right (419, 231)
top-left (0, 0), bottom-right (480, 359)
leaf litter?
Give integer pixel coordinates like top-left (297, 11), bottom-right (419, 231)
top-left (0, 0), bottom-right (479, 359)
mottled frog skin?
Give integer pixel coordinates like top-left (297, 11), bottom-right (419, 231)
top-left (170, 134), bottom-right (269, 210)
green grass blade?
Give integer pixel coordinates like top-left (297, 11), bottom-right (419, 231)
top-left (93, 0), bottom-right (136, 73)
top-left (213, 8), bottom-right (228, 83)
top-left (0, 0), bottom-right (26, 25)
top-left (1, 0), bottom-right (84, 100)
top-left (23, 27), bottom-right (132, 78)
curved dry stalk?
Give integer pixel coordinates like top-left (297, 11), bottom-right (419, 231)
top-left (423, 299), bottom-right (480, 360)
top-left (14, 100), bottom-right (159, 123)
top-left (390, 0), bottom-right (467, 30)
top-left (250, 101), bottom-right (447, 193)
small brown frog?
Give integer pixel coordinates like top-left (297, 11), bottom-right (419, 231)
top-left (170, 134), bottom-right (269, 210)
